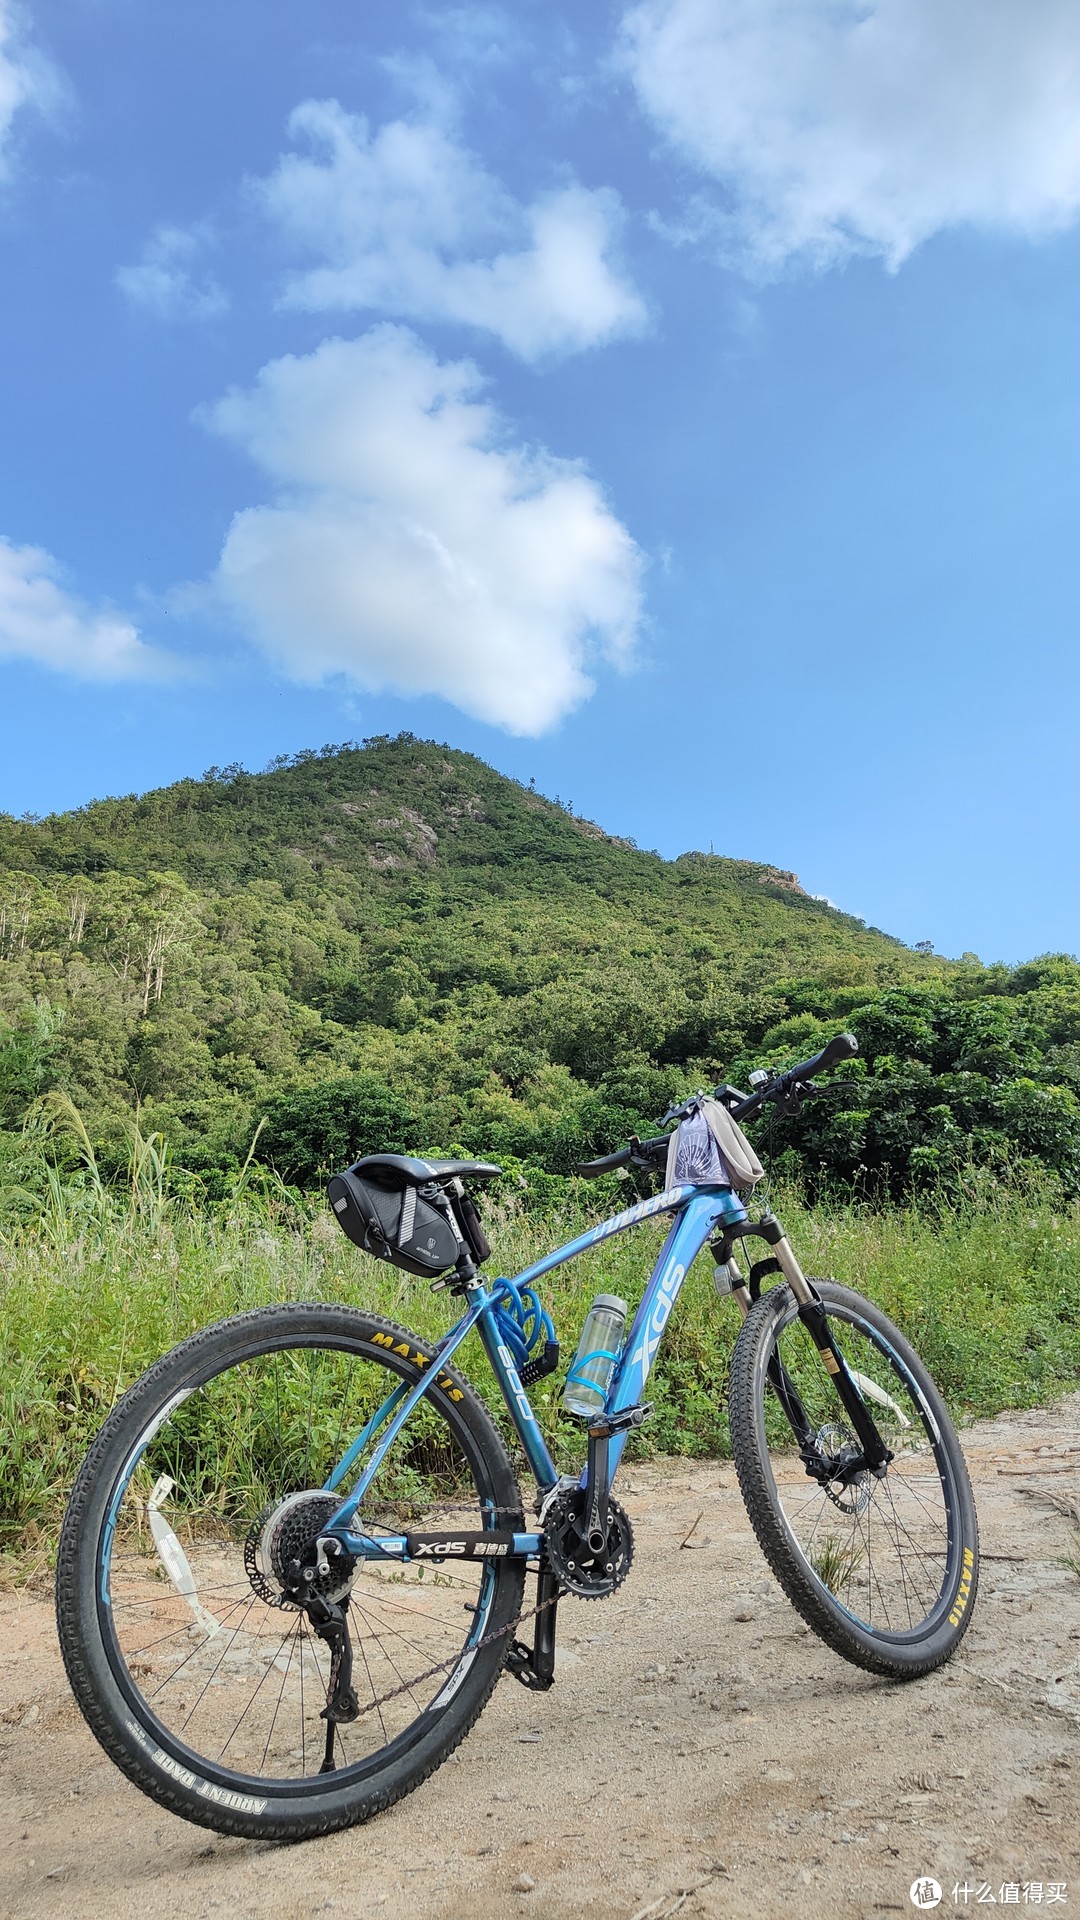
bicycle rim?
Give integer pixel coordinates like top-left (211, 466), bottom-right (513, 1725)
top-left (86, 1318), bottom-right (520, 1798)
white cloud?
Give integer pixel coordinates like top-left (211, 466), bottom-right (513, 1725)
top-left (417, 5), bottom-right (520, 69)
top-left (0, 0), bottom-right (63, 177)
top-left (259, 100), bottom-right (646, 359)
top-left (116, 223), bottom-right (229, 320)
top-left (0, 537), bottom-right (172, 679)
top-left (619, 0), bottom-right (1080, 272)
top-left (202, 326), bottom-right (643, 735)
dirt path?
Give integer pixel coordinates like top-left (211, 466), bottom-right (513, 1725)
top-left (1, 1397), bottom-right (1078, 1920)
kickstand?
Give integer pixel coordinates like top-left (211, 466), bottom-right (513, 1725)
top-left (506, 1568), bottom-right (561, 1692)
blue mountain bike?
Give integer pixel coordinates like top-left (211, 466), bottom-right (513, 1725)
top-left (57, 1033), bottom-right (979, 1841)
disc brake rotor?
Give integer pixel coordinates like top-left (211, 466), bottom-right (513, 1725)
top-left (815, 1422), bottom-right (872, 1516)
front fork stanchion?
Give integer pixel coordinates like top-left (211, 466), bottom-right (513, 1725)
top-left (722, 1220), bottom-right (893, 1473)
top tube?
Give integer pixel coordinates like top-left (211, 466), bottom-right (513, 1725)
top-left (512, 1183), bottom-right (701, 1292)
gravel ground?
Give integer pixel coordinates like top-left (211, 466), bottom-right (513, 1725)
top-left (1, 1396), bottom-right (1078, 1920)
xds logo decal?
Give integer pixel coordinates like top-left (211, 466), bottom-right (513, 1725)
top-left (411, 1539), bottom-right (509, 1558)
top-left (631, 1261), bottom-right (687, 1380)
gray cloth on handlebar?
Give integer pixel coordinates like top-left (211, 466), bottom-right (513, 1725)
top-left (665, 1099), bottom-right (764, 1190)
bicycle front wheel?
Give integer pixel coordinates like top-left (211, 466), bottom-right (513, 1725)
top-left (57, 1304), bottom-right (525, 1841)
top-left (729, 1281), bottom-right (978, 1676)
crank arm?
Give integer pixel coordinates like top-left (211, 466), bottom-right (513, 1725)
top-left (506, 1569), bottom-right (561, 1691)
top-left (583, 1427), bottom-right (611, 1566)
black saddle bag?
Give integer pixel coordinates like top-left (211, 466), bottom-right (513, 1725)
top-left (328, 1165), bottom-right (462, 1278)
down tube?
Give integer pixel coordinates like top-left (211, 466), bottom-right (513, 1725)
top-left (603, 1188), bottom-right (747, 1481)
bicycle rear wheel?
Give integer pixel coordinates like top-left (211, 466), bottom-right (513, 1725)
top-left (57, 1304), bottom-right (525, 1841)
top-left (729, 1281), bottom-right (978, 1676)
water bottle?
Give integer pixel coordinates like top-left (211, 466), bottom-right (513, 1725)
top-left (562, 1294), bottom-right (627, 1418)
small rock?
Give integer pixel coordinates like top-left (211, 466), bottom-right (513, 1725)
top-left (733, 1606), bottom-right (755, 1623)
top-left (513, 1872), bottom-right (536, 1893)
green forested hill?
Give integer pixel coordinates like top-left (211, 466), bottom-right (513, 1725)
top-left (2, 735), bottom-right (1078, 1195)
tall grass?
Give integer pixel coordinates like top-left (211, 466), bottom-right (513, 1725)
top-left (3, 1148), bottom-right (1080, 1565)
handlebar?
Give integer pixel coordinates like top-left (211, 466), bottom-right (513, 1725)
top-left (729, 1031), bottom-right (859, 1122)
top-left (575, 1146), bottom-right (632, 1177)
top-left (574, 1034), bottom-right (859, 1178)
top-left (575, 1133), bottom-right (670, 1179)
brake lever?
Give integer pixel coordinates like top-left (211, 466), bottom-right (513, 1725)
top-left (773, 1077), bottom-right (817, 1116)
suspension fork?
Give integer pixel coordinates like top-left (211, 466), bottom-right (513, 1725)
top-left (722, 1222), bottom-right (893, 1472)
top-left (722, 1250), bottom-right (818, 1450)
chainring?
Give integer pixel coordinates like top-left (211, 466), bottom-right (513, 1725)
top-left (542, 1485), bottom-right (634, 1600)
top-left (244, 1491), bottom-right (355, 1607)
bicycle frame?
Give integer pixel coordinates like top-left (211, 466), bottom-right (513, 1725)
top-left (325, 1180), bottom-right (749, 1565)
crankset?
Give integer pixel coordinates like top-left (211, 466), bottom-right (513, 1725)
top-left (542, 1484), bottom-right (634, 1599)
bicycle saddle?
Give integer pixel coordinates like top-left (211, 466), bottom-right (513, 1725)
top-left (351, 1153), bottom-right (503, 1187)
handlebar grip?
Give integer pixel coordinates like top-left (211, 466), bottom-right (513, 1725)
top-left (813, 1030), bottom-right (859, 1074)
top-left (784, 1031), bottom-right (860, 1085)
top-left (575, 1147), bottom-right (632, 1177)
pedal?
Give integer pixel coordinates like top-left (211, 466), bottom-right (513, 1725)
top-left (505, 1567), bottom-right (560, 1691)
top-left (506, 1640), bottom-right (555, 1692)
top-left (586, 1401), bottom-right (653, 1437)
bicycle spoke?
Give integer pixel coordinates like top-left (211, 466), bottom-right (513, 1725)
top-left (756, 1295), bottom-right (960, 1640)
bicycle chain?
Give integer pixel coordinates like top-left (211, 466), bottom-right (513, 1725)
top-left (334, 1501), bottom-right (557, 1724)
top-left (342, 1583), bottom-right (560, 1721)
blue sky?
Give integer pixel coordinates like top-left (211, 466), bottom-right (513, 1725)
top-left (1, 0), bottom-right (1079, 965)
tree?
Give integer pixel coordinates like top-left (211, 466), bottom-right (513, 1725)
top-left (258, 1075), bottom-right (418, 1185)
